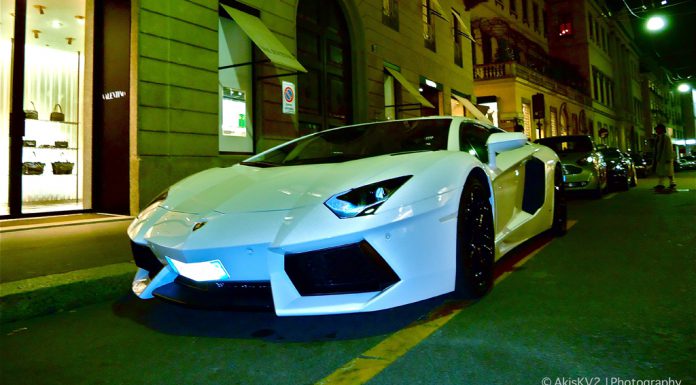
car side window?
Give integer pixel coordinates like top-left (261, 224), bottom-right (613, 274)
top-left (459, 122), bottom-right (493, 163)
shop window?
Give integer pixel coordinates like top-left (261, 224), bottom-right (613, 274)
top-left (522, 101), bottom-right (532, 138)
top-left (550, 107), bottom-right (558, 136)
top-left (2, 0), bottom-right (90, 214)
top-left (218, 14), bottom-right (254, 153)
top-left (382, 0), bottom-right (399, 31)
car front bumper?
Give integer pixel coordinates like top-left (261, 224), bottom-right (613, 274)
top-left (128, 189), bottom-right (461, 316)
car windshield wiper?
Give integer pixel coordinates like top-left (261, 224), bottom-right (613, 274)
top-left (239, 161), bottom-right (279, 168)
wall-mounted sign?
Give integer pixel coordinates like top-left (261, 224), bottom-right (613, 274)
top-left (102, 90), bottom-right (126, 100)
top-left (282, 81), bottom-right (295, 115)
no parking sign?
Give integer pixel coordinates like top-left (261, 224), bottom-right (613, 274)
top-left (282, 81), bottom-right (295, 115)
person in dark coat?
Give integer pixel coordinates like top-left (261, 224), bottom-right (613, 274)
top-left (653, 123), bottom-right (675, 189)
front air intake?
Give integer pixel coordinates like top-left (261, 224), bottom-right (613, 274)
top-left (285, 241), bottom-right (400, 296)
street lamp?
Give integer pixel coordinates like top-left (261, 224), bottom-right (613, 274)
top-left (677, 83), bottom-right (691, 93)
top-left (646, 15), bottom-right (666, 31)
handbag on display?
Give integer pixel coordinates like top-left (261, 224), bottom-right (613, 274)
top-left (22, 162), bottom-right (45, 175)
top-left (51, 161), bottom-right (74, 175)
top-left (24, 101), bottom-right (38, 120)
top-left (50, 104), bottom-right (65, 122)
top-left (23, 140), bottom-right (37, 147)
top-left (54, 141), bottom-right (69, 148)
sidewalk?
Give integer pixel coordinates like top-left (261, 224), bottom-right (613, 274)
top-left (1, 170), bottom-right (694, 324)
top-left (0, 214), bottom-right (136, 322)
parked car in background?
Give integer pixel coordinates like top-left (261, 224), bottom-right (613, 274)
top-left (599, 147), bottom-right (636, 190)
top-left (675, 155), bottom-right (696, 171)
top-left (535, 135), bottom-right (607, 198)
top-left (630, 153), bottom-right (650, 177)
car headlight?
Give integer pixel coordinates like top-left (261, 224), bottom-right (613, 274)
top-left (324, 176), bottom-right (412, 219)
top-left (577, 154), bottom-right (594, 166)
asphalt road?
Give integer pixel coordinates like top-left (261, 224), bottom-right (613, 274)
top-left (1, 172), bottom-right (695, 385)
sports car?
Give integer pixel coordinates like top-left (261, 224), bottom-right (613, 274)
top-left (128, 117), bottom-right (566, 316)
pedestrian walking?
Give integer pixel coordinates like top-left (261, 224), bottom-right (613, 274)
top-left (653, 123), bottom-right (675, 190)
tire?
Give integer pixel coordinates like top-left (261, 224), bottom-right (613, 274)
top-left (454, 177), bottom-right (495, 299)
top-left (552, 165), bottom-right (567, 236)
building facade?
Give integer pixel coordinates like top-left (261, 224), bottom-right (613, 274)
top-left (3, 0), bottom-right (693, 219)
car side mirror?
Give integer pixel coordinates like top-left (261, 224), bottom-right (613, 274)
top-left (486, 132), bottom-right (528, 169)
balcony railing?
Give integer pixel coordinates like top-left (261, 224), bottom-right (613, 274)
top-left (474, 62), bottom-right (592, 106)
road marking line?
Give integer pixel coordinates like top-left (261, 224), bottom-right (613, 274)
top-left (603, 192), bottom-right (618, 200)
top-left (316, 221), bottom-right (577, 385)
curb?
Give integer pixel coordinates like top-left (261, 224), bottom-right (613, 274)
top-left (0, 263), bottom-right (135, 324)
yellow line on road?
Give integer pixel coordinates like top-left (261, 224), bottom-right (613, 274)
top-left (316, 221), bottom-right (577, 385)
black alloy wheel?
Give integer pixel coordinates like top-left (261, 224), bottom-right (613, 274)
top-left (454, 177), bottom-right (495, 299)
top-left (552, 165), bottom-right (568, 236)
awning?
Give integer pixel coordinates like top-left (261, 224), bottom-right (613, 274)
top-left (221, 5), bottom-right (307, 73)
top-left (452, 94), bottom-right (493, 125)
top-left (429, 0), bottom-right (447, 19)
top-left (385, 67), bottom-right (435, 109)
top-left (451, 11), bottom-right (475, 42)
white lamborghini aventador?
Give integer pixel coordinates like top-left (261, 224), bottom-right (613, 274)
top-left (128, 117), bottom-right (566, 316)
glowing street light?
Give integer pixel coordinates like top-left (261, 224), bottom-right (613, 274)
top-left (677, 83), bottom-right (691, 93)
top-left (646, 15), bottom-right (666, 31)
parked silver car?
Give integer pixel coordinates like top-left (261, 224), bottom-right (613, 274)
top-left (536, 135), bottom-right (607, 198)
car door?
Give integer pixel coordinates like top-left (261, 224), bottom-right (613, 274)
top-left (459, 122), bottom-right (535, 238)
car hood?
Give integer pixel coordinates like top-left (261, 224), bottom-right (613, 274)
top-left (160, 151), bottom-right (451, 215)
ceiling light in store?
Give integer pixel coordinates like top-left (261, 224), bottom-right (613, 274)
top-left (66, 37), bottom-right (75, 45)
top-left (52, 20), bottom-right (63, 28)
top-left (75, 15), bottom-right (85, 25)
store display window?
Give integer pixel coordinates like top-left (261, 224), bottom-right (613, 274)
top-left (2, 0), bottom-right (90, 215)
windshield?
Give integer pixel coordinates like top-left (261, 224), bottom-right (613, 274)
top-left (242, 119), bottom-right (452, 166)
top-left (599, 148), bottom-right (622, 160)
top-left (536, 136), bottom-right (594, 154)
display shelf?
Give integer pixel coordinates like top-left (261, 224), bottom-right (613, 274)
top-left (23, 147), bottom-right (79, 151)
top-left (25, 118), bottom-right (79, 125)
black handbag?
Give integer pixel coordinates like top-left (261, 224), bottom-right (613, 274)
top-left (50, 104), bottom-right (65, 122)
top-left (24, 101), bottom-right (38, 120)
top-left (23, 140), bottom-right (37, 147)
top-left (54, 141), bottom-right (69, 148)
top-left (22, 162), bottom-right (45, 175)
top-left (51, 161), bottom-right (74, 175)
